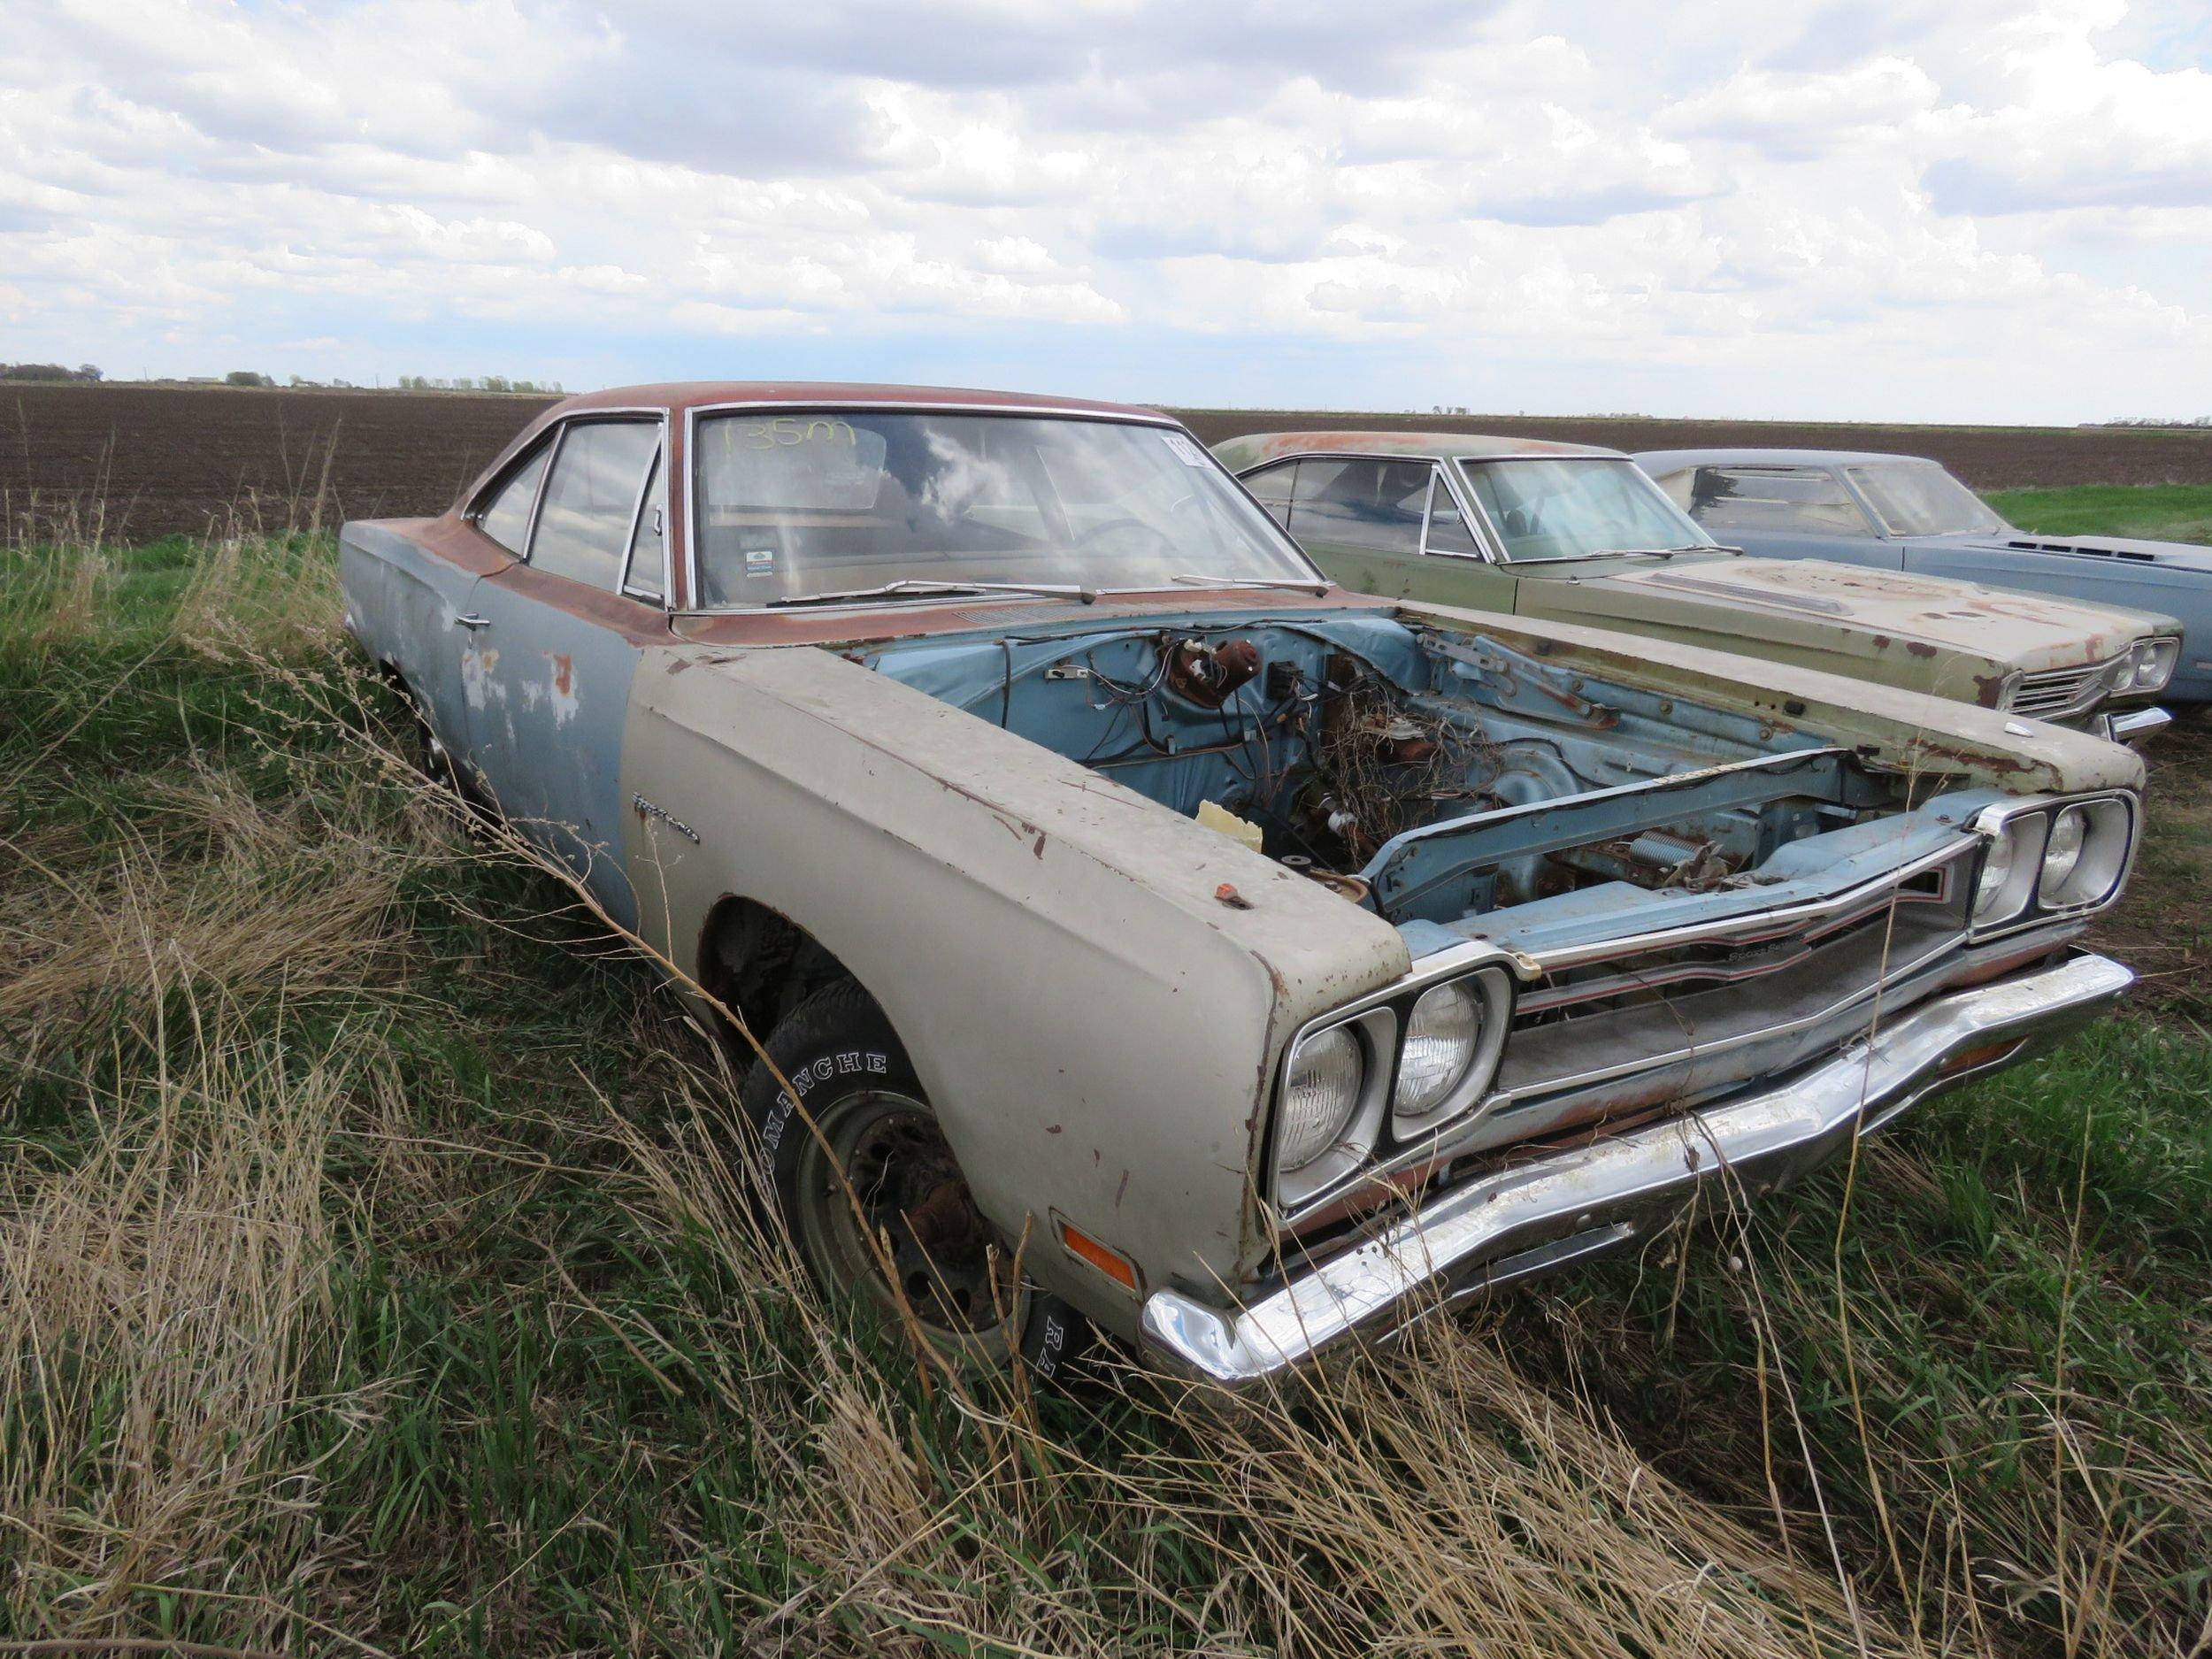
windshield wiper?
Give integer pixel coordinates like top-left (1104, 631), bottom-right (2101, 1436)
top-left (767, 579), bottom-right (1097, 609)
top-left (1171, 572), bottom-right (1332, 595)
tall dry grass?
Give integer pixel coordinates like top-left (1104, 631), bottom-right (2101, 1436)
top-left (0, 1012), bottom-right (350, 1641)
top-left (1, 767), bottom-right (419, 1043)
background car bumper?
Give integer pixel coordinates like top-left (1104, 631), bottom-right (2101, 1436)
top-left (2105, 706), bottom-right (2174, 745)
top-left (1139, 949), bottom-right (2132, 1387)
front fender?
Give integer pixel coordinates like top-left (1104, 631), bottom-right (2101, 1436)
top-left (617, 642), bottom-right (1409, 1334)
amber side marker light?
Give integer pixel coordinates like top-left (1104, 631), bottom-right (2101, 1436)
top-left (1056, 1216), bottom-right (1141, 1292)
top-left (1939, 1038), bottom-right (2025, 1079)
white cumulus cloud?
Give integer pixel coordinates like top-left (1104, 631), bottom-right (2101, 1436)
top-left (0, 0), bottom-right (2205, 419)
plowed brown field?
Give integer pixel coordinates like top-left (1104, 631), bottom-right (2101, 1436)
top-left (9, 380), bottom-right (2212, 543)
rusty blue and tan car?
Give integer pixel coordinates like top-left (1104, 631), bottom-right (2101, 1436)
top-left (339, 383), bottom-right (2143, 1387)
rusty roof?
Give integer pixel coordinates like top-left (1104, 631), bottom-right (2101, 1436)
top-left (546, 381), bottom-right (1172, 421)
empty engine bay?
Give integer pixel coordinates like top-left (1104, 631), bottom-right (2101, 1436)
top-left (864, 612), bottom-right (1910, 933)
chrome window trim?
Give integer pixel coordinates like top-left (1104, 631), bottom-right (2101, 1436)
top-left (473, 406), bottom-right (667, 588)
top-left (520, 422), bottom-right (566, 561)
top-left (618, 430), bottom-right (672, 605)
top-left (680, 400), bottom-right (1317, 615)
top-left (466, 434), bottom-right (555, 556)
top-left (1423, 461), bottom-right (1504, 563)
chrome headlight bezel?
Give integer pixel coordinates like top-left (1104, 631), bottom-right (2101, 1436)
top-left (1968, 791), bottom-right (2139, 938)
top-left (1266, 956), bottom-right (1517, 1218)
top-left (2129, 637), bottom-right (2179, 695)
top-left (1391, 970), bottom-right (1513, 1136)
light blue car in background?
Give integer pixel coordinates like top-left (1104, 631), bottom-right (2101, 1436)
top-left (1635, 449), bottom-right (2209, 709)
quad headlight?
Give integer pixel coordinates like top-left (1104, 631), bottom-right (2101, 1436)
top-left (1396, 979), bottom-right (1483, 1118)
top-left (1971, 794), bottom-right (2137, 933)
top-left (1271, 965), bottom-right (1515, 1213)
top-left (1278, 1025), bottom-right (1365, 1173)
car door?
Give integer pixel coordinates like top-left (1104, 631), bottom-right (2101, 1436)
top-left (1671, 465), bottom-right (1903, 571)
top-left (457, 414), bottom-right (666, 929)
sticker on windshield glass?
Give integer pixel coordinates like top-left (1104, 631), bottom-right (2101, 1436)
top-left (1161, 431), bottom-right (1207, 467)
top-left (744, 547), bottom-right (777, 578)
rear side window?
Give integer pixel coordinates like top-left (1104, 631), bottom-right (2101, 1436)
top-left (1240, 461), bottom-right (1297, 529)
top-left (532, 420), bottom-right (662, 588)
top-left (477, 446), bottom-right (550, 554)
top-left (1686, 466), bottom-right (1873, 536)
top-left (1287, 457), bottom-right (1430, 556)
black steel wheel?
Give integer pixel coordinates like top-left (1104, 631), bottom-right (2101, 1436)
top-left (739, 979), bottom-right (1095, 1379)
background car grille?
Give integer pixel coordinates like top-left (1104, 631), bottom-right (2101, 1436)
top-left (2010, 660), bottom-right (2113, 720)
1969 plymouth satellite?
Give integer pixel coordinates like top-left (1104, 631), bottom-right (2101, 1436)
top-left (341, 384), bottom-right (2142, 1386)
top-left (1215, 431), bottom-right (2179, 742)
top-left (1636, 448), bottom-right (2208, 706)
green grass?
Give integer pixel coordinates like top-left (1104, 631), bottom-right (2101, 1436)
top-left (5, 532), bottom-right (2211, 1656)
top-left (1986, 483), bottom-right (2212, 545)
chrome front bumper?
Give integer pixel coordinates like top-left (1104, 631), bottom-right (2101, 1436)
top-left (1140, 949), bottom-right (2132, 1387)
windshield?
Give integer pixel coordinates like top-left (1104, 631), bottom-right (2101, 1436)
top-left (689, 411), bottom-right (1318, 607)
top-left (1458, 457), bottom-right (1715, 562)
top-left (1842, 461), bottom-right (2008, 537)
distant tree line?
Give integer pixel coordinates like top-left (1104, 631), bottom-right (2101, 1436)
top-left (2098, 416), bottom-right (2212, 428)
top-left (396, 374), bottom-right (563, 394)
top-left (1, 363), bottom-right (103, 382)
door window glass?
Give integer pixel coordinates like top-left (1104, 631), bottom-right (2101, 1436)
top-left (1288, 458), bottom-right (1429, 556)
top-left (533, 420), bottom-right (661, 588)
top-left (1424, 472), bottom-right (1484, 557)
top-left (1687, 466), bottom-right (1873, 536)
top-left (624, 447), bottom-right (666, 601)
top-left (478, 446), bottom-right (550, 555)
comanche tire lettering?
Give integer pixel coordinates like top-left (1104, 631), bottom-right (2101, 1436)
top-left (760, 1047), bottom-right (892, 1152)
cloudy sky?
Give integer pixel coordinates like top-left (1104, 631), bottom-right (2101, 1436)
top-left (4, 0), bottom-right (2209, 421)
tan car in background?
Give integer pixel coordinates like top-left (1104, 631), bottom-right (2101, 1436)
top-left (1214, 431), bottom-right (2180, 743)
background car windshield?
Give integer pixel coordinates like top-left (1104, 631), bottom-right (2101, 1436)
top-left (1844, 462), bottom-right (2008, 537)
top-left (691, 411), bottom-right (1317, 606)
top-left (1459, 457), bottom-right (1713, 561)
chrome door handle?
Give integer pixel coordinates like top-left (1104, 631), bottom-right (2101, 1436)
top-left (454, 613), bottom-right (491, 631)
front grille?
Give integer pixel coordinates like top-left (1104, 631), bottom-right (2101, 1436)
top-left (2010, 660), bottom-right (2116, 720)
top-left (1471, 843), bottom-right (1977, 1151)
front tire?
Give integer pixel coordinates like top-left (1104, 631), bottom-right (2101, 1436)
top-left (739, 980), bottom-right (1094, 1380)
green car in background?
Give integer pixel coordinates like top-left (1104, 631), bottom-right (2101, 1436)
top-left (1213, 431), bottom-right (2179, 741)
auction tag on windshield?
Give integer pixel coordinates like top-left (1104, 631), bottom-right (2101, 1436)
top-left (743, 547), bottom-right (776, 577)
top-left (1160, 431), bottom-right (1208, 466)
